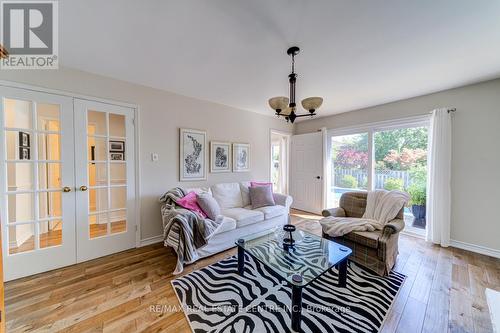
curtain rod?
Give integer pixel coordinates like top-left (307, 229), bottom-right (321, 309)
top-left (429, 108), bottom-right (456, 114)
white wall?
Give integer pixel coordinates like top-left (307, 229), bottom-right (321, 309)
top-left (0, 67), bottom-right (292, 240)
top-left (295, 78), bottom-right (500, 253)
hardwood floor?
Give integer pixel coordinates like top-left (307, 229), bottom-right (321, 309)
top-left (5, 210), bottom-right (499, 332)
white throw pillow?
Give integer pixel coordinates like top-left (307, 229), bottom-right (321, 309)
top-left (211, 183), bottom-right (243, 209)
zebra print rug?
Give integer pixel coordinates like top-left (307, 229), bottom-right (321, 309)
top-left (172, 254), bottom-right (405, 333)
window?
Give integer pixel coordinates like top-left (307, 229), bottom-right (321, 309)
top-left (327, 117), bottom-right (429, 235)
top-left (270, 131), bottom-right (289, 194)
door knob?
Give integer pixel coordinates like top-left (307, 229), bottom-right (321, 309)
top-left (79, 185), bottom-right (88, 191)
top-left (316, 176), bottom-right (321, 179)
top-left (62, 186), bottom-right (72, 192)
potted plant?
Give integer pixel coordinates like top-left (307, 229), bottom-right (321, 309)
top-left (407, 181), bottom-right (426, 226)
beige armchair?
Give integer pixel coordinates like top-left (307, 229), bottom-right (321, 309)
top-left (322, 191), bottom-right (405, 276)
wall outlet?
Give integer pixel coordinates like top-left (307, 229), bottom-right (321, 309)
top-left (151, 153), bottom-right (159, 162)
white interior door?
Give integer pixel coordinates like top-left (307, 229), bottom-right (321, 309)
top-left (74, 99), bottom-right (136, 262)
top-left (290, 132), bottom-right (323, 214)
top-left (0, 86), bottom-right (76, 281)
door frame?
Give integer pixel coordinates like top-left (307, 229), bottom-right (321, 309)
top-left (269, 129), bottom-right (291, 195)
top-left (0, 80), bottom-right (142, 249)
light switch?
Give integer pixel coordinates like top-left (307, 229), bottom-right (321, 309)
top-left (151, 153), bottom-right (159, 162)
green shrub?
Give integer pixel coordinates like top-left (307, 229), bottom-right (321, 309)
top-left (339, 175), bottom-right (358, 188)
top-left (408, 182), bottom-right (426, 206)
top-left (384, 178), bottom-right (404, 191)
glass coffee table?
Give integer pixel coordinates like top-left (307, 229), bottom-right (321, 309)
top-left (235, 228), bottom-right (352, 332)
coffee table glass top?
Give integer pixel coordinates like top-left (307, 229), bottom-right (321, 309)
top-left (235, 228), bottom-right (352, 287)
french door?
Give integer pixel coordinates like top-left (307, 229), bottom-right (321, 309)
top-left (1, 87), bottom-right (136, 281)
top-left (0, 87), bottom-right (76, 280)
top-left (74, 99), bottom-right (136, 262)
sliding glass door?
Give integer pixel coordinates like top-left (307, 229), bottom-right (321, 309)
top-left (328, 118), bottom-right (429, 235)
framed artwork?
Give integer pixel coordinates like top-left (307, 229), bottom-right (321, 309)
top-left (19, 131), bottom-right (30, 147)
top-left (110, 152), bottom-right (124, 161)
top-left (180, 128), bottom-right (207, 181)
top-left (210, 141), bottom-right (231, 173)
top-left (109, 140), bottom-right (125, 152)
top-left (232, 143), bottom-right (250, 172)
top-left (19, 147), bottom-right (30, 160)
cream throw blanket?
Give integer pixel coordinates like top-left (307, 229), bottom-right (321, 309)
top-left (320, 190), bottom-right (409, 237)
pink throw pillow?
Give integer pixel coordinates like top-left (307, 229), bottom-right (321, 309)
top-left (251, 181), bottom-right (273, 190)
top-left (176, 191), bottom-right (207, 218)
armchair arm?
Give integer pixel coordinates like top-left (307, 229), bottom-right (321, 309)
top-left (322, 207), bottom-right (346, 217)
top-left (383, 219), bottom-right (405, 235)
top-left (273, 193), bottom-right (293, 211)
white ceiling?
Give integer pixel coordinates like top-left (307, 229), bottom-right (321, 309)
top-left (60, 0), bottom-right (500, 119)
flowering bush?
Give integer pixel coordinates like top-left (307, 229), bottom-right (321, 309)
top-left (335, 148), bottom-right (368, 169)
top-left (383, 148), bottom-right (426, 170)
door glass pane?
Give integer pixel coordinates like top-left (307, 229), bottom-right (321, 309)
top-left (38, 133), bottom-right (61, 160)
top-left (8, 193), bottom-right (34, 222)
top-left (4, 98), bottom-right (32, 129)
top-left (110, 187), bottom-right (126, 210)
top-left (110, 210), bottom-right (126, 234)
top-left (9, 224), bottom-right (35, 254)
top-left (89, 162), bottom-right (107, 187)
top-left (39, 191), bottom-right (62, 219)
top-left (37, 103), bottom-right (60, 131)
top-left (374, 127), bottom-right (428, 232)
top-left (39, 220), bottom-right (62, 248)
top-left (7, 162), bottom-right (33, 190)
top-left (88, 137), bottom-right (106, 161)
top-left (110, 163), bottom-right (126, 185)
top-left (330, 133), bottom-right (369, 207)
top-left (38, 163), bottom-right (61, 189)
top-left (6, 130), bottom-right (32, 160)
top-left (89, 213), bottom-right (108, 238)
top-left (88, 111), bottom-right (107, 136)
top-left (109, 113), bottom-right (125, 137)
top-left (89, 188), bottom-right (108, 212)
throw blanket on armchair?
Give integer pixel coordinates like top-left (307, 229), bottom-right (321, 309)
top-left (159, 187), bottom-right (223, 274)
top-left (320, 190), bottom-right (409, 237)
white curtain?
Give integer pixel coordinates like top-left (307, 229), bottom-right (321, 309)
top-left (426, 108), bottom-right (452, 246)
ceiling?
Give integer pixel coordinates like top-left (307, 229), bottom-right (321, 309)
top-left (60, 0), bottom-right (500, 119)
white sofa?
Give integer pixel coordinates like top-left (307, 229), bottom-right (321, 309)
top-left (186, 181), bottom-right (293, 259)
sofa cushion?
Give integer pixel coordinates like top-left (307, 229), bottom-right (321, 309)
top-left (196, 193), bottom-right (221, 220)
top-left (344, 230), bottom-right (381, 249)
top-left (239, 181), bottom-right (251, 207)
top-left (254, 205), bottom-right (286, 219)
top-left (221, 208), bottom-right (264, 228)
top-left (249, 185), bottom-right (275, 209)
top-left (176, 191), bottom-right (207, 218)
top-left (211, 183), bottom-right (243, 209)
top-left (214, 216), bottom-right (237, 234)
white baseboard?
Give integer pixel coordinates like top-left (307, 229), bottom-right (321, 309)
top-left (139, 235), bottom-right (163, 247)
top-left (450, 239), bottom-right (500, 259)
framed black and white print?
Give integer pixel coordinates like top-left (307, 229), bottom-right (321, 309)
top-left (110, 152), bottom-right (124, 161)
top-left (210, 141), bottom-right (231, 173)
top-left (109, 140), bottom-right (125, 152)
top-left (180, 128), bottom-right (207, 181)
top-left (232, 143), bottom-right (250, 172)
top-left (19, 147), bottom-right (30, 160)
top-left (19, 131), bottom-right (30, 147)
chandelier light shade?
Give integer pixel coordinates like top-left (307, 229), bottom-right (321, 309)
top-left (268, 46), bottom-right (322, 123)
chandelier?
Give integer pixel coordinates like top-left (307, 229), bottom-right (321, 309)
top-left (268, 46), bottom-right (322, 123)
